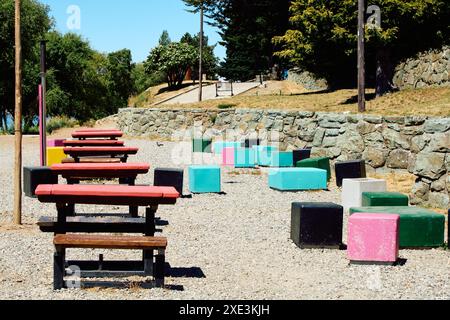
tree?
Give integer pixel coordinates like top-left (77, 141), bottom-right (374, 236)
top-left (158, 30), bottom-right (171, 47)
top-left (180, 32), bottom-right (218, 80)
top-left (107, 49), bottom-right (134, 110)
top-left (183, 0), bottom-right (290, 81)
top-left (274, 0), bottom-right (450, 93)
top-left (144, 42), bottom-right (198, 89)
top-left (0, 0), bottom-right (52, 131)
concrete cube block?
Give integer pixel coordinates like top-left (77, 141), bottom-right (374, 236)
top-left (350, 207), bottom-right (445, 248)
top-left (293, 149), bottom-right (312, 165)
top-left (46, 147), bottom-right (67, 166)
top-left (296, 157), bottom-right (331, 180)
top-left (253, 146), bottom-right (278, 166)
top-left (193, 139), bottom-right (212, 153)
top-left (189, 165), bottom-right (221, 194)
top-left (291, 202), bottom-right (344, 249)
top-left (23, 166), bottom-right (58, 198)
top-left (269, 168), bottom-right (328, 191)
top-left (47, 139), bottom-right (65, 147)
top-left (235, 148), bottom-right (256, 168)
top-left (335, 160), bottom-right (367, 187)
top-left (269, 151), bottom-right (294, 167)
top-left (348, 213), bottom-right (400, 264)
top-left (154, 168), bottom-right (184, 196)
top-left (222, 147), bottom-right (235, 167)
top-left (213, 141), bottom-right (241, 155)
top-left (362, 192), bottom-right (409, 207)
top-left (342, 178), bottom-right (387, 212)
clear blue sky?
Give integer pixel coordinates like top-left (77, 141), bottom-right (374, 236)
top-left (39, 0), bottom-right (225, 63)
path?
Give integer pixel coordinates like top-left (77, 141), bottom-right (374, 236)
top-left (160, 82), bottom-right (260, 105)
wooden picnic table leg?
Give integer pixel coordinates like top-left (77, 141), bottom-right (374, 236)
top-left (53, 245), bottom-right (66, 290)
top-left (143, 205), bottom-right (158, 276)
top-left (125, 175), bottom-right (139, 217)
top-left (154, 249), bottom-right (165, 287)
top-left (66, 179), bottom-right (80, 216)
top-left (56, 203), bottom-right (69, 235)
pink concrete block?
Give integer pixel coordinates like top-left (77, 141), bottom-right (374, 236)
top-left (222, 147), bottom-right (235, 166)
top-left (47, 139), bottom-right (65, 147)
top-left (348, 213), bottom-right (400, 264)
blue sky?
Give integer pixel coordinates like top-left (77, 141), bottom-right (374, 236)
top-left (39, 0), bottom-right (225, 63)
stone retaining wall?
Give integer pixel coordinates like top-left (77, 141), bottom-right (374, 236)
top-left (118, 108), bottom-right (449, 209)
top-left (393, 46), bottom-right (450, 90)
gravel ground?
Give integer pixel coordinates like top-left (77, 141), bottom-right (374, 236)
top-left (0, 135), bottom-right (449, 300)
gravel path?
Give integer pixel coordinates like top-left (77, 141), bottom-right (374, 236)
top-left (0, 135), bottom-right (449, 300)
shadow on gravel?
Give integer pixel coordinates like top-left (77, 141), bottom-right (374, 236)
top-left (81, 281), bottom-right (184, 291)
top-left (166, 264), bottom-right (206, 279)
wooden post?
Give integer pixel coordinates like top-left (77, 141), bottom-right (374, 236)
top-left (14, 0), bottom-right (22, 225)
top-left (357, 0), bottom-right (366, 113)
top-left (198, 2), bottom-right (204, 102)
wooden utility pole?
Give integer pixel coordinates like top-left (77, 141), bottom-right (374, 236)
top-left (198, 2), bottom-right (204, 102)
top-left (14, 0), bottom-right (22, 225)
top-left (357, 0), bottom-right (366, 113)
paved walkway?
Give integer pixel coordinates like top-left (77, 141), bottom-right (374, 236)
top-left (161, 82), bottom-right (260, 105)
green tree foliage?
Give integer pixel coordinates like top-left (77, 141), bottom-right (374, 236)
top-left (158, 30), bottom-right (171, 47)
top-left (183, 0), bottom-right (290, 81)
top-left (0, 0), bottom-right (52, 130)
top-left (106, 49), bottom-right (134, 111)
top-left (144, 42), bottom-right (198, 89)
top-left (180, 32), bottom-right (218, 80)
top-left (274, 0), bottom-right (450, 91)
top-left (131, 63), bottom-right (165, 94)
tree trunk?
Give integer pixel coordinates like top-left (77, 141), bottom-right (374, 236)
top-left (376, 47), bottom-right (395, 97)
top-left (14, 0), bottom-right (23, 225)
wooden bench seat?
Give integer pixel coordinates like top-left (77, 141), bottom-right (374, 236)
top-left (63, 140), bottom-right (125, 147)
top-left (62, 157), bottom-right (122, 164)
top-left (38, 216), bottom-right (147, 234)
top-left (53, 234), bottom-right (167, 289)
top-left (64, 147), bottom-right (139, 158)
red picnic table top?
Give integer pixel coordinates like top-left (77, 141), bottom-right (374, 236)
top-left (72, 131), bottom-right (123, 139)
top-left (63, 140), bottom-right (125, 147)
top-left (64, 147), bottom-right (139, 158)
top-left (74, 129), bottom-right (122, 133)
top-left (51, 163), bottom-right (150, 179)
top-left (35, 185), bottom-right (179, 206)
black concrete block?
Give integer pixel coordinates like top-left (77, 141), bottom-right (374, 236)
top-left (23, 166), bottom-right (58, 198)
top-left (291, 202), bottom-right (343, 249)
top-left (335, 160), bottom-right (367, 187)
top-left (293, 149), bottom-right (312, 164)
top-left (243, 138), bottom-right (261, 149)
top-left (154, 168), bottom-right (184, 196)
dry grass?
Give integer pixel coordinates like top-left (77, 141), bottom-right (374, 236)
top-left (129, 81), bottom-right (215, 108)
top-left (158, 85), bottom-right (450, 117)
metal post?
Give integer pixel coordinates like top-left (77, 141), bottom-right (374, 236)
top-left (198, 3), bottom-right (204, 102)
top-left (40, 40), bottom-right (47, 166)
top-left (358, 0), bottom-right (366, 113)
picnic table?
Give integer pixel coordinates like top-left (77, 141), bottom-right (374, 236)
top-left (51, 162), bottom-right (150, 216)
top-left (64, 147), bottom-right (139, 163)
top-left (63, 140), bottom-right (125, 147)
top-left (36, 184), bottom-right (179, 287)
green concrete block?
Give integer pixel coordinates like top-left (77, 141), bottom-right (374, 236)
top-left (296, 157), bottom-right (331, 181)
top-left (362, 192), bottom-right (409, 207)
top-left (349, 207), bottom-right (445, 248)
top-left (193, 139), bottom-right (212, 153)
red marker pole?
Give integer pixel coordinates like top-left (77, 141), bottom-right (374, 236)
top-left (39, 40), bottom-right (47, 166)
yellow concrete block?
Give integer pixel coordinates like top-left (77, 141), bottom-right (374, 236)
top-left (46, 147), bottom-right (67, 166)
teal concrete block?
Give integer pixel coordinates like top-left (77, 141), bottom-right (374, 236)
top-left (213, 141), bottom-right (242, 155)
top-left (269, 168), bottom-right (328, 191)
top-left (189, 166), bottom-right (221, 193)
top-left (350, 207), bottom-right (445, 248)
top-left (193, 139), bottom-right (212, 153)
top-left (235, 148), bottom-right (256, 168)
top-left (269, 151), bottom-right (294, 167)
top-left (253, 146), bottom-right (278, 166)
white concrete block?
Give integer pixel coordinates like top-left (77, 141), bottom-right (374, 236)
top-left (342, 178), bottom-right (387, 212)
